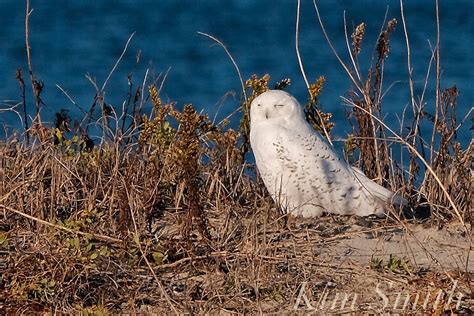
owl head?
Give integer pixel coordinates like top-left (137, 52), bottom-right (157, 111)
top-left (249, 90), bottom-right (305, 127)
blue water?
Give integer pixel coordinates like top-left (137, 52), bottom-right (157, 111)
top-left (0, 1), bottom-right (472, 145)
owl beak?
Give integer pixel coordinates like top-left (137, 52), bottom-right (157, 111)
top-left (265, 109), bottom-right (269, 119)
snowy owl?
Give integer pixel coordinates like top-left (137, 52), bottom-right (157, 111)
top-left (249, 90), bottom-right (405, 218)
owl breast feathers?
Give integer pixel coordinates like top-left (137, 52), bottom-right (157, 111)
top-left (249, 90), bottom-right (405, 218)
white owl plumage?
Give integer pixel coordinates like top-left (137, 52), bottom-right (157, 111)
top-left (250, 90), bottom-right (405, 218)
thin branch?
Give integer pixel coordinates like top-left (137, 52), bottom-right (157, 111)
top-left (198, 32), bottom-right (247, 105)
top-left (56, 84), bottom-right (88, 115)
top-left (121, 74), bottom-right (133, 135)
top-left (431, 0), bottom-right (441, 167)
top-left (400, 0), bottom-right (420, 192)
top-left (101, 32), bottom-right (136, 92)
top-left (137, 67), bottom-right (150, 115)
top-left (419, 44), bottom-right (436, 107)
top-left (380, 80), bottom-right (404, 100)
top-left (25, 1), bottom-right (33, 78)
top-left (295, 0), bottom-right (310, 90)
top-left (342, 96), bottom-right (467, 233)
top-left (25, 0), bottom-right (41, 120)
top-left (15, 69), bottom-right (29, 142)
top-left (400, 0), bottom-right (416, 115)
top-left (2, 204), bottom-right (122, 244)
top-left (158, 67), bottom-right (169, 94)
top-left (122, 179), bottom-right (180, 314)
top-left (343, 11), bottom-right (362, 81)
top-left (312, 0), bottom-right (362, 95)
top-left (0, 102), bottom-right (24, 135)
top-left (296, 0), bottom-right (333, 145)
top-left (88, 32), bottom-right (138, 142)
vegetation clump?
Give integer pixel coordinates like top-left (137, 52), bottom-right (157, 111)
top-left (0, 2), bottom-right (472, 313)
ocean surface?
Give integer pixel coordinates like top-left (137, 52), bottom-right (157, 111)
top-left (0, 0), bottom-right (472, 145)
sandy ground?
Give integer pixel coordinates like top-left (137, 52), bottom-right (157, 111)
top-left (283, 216), bottom-right (473, 313)
top-left (314, 218), bottom-right (472, 271)
top-left (135, 213), bottom-right (473, 314)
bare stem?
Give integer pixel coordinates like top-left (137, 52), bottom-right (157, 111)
top-left (343, 11), bottom-right (362, 81)
top-left (56, 84), bottom-right (87, 115)
top-left (342, 96), bottom-right (467, 233)
top-left (295, 0), bottom-right (310, 90)
top-left (15, 69), bottom-right (29, 142)
top-left (297, 0), bottom-right (333, 145)
top-left (122, 179), bottom-right (180, 314)
top-left (2, 204), bottom-right (122, 244)
top-left (101, 32), bottom-right (136, 92)
top-left (312, 0), bottom-right (362, 95)
top-left (198, 32), bottom-right (247, 104)
top-left (25, 0), bottom-right (41, 120)
top-left (400, 0), bottom-right (420, 193)
top-left (431, 0), bottom-right (441, 167)
top-left (400, 0), bottom-right (416, 114)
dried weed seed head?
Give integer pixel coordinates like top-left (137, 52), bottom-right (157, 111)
top-left (139, 85), bottom-right (248, 240)
top-left (240, 74), bottom-right (271, 157)
top-left (351, 22), bottom-right (366, 55)
top-left (423, 86), bottom-right (472, 218)
top-left (273, 78), bottom-right (292, 90)
top-left (169, 104), bottom-right (210, 173)
top-left (344, 133), bottom-right (358, 161)
top-left (377, 18), bottom-right (397, 59)
top-left (242, 74), bottom-right (271, 126)
top-left (308, 76), bottom-right (325, 104)
top-left (305, 76), bottom-right (334, 137)
top-left (139, 85), bottom-right (173, 152)
top-left (54, 109), bottom-right (71, 132)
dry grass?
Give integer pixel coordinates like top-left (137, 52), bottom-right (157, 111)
top-left (0, 0), bottom-right (472, 313)
top-left (1, 75), bottom-right (472, 313)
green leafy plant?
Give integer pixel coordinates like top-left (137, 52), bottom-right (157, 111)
top-left (371, 254), bottom-right (413, 274)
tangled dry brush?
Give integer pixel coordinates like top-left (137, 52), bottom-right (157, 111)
top-left (0, 4), bottom-right (473, 313)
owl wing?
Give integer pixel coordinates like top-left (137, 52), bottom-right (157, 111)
top-left (274, 129), bottom-right (400, 216)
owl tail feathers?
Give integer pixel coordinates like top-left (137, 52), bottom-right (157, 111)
top-left (362, 178), bottom-right (408, 207)
top-left (369, 185), bottom-right (432, 221)
top-left (364, 181), bottom-right (408, 218)
top-left (351, 167), bottom-right (408, 208)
